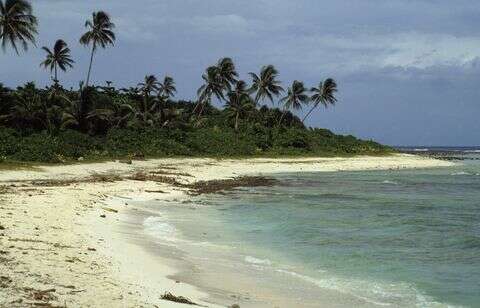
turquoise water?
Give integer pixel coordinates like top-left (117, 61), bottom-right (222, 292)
top-left (144, 156), bottom-right (480, 307)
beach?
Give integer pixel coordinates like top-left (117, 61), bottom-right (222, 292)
top-left (0, 154), bottom-right (454, 307)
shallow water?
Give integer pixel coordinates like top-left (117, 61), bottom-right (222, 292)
top-left (142, 154), bottom-right (480, 307)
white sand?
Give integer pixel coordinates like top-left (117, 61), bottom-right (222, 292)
top-left (0, 155), bottom-right (453, 307)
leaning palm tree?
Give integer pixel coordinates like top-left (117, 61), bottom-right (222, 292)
top-left (279, 80), bottom-right (309, 125)
top-left (40, 39), bottom-right (75, 85)
top-left (0, 0), bottom-right (38, 54)
top-left (194, 66), bottom-right (224, 116)
top-left (158, 76), bottom-right (176, 100)
top-left (79, 11), bottom-right (115, 87)
top-left (249, 65), bottom-right (283, 106)
top-left (302, 78), bottom-right (338, 123)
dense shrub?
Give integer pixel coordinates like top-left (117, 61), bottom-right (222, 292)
top-left (12, 133), bottom-right (61, 162)
top-left (0, 125), bottom-right (392, 163)
top-left (185, 128), bottom-right (257, 156)
top-left (57, 130), bottom-right (100, 159)
top-left (0, 128), bottom-right (20, 157)
top-left (104, 129), bottom-right (191, 157)
top-left (273, 128), bottom-right (311, 150)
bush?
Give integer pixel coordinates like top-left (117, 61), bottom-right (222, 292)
top-left (185, 128), bottom-right (257, 156)
top-left (0, 125), bottom-right (392, 163)
top-left (57, 130), bottom-right (100, 159)
top-left (104, 128), bottom-right (191, 157)
top-left (0, 128), bottom-right (20, 157)
top-left (273, 128), bottom-right (311, 150)
top-left (12, 133), bottom-right (61, 162)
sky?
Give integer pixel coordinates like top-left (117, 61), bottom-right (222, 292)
top-left (1, 0), bottom-right (480, 146)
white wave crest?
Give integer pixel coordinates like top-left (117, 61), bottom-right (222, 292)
top-left (275, 269), bottom-right (451, 307)
top-left (245, 256), bottom-right (272, 266)
top-left (143, 216), bottom-right (179, 243)
top-left (451, 172), bottom-right (472, 176)
top-left (382, 180), bottom-right (398, 185)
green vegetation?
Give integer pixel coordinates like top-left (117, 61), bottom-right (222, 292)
top-left (0, 1), bottom-right (392, 164)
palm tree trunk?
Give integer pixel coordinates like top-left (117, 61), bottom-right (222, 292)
top-left (198, 96), bottom-right (210, 117)
top-left (54, 64), bottom-right (58, 85)
top-left (86, 44), bottom-right (95, 87)
top-left (192, 101), bottom-right (201, 115)
top-left (199, 102), bottom-right (206, 116)
top-left (278, 109), bottom-right (287, 126)
top-left (235, 112), bottom-right (239, 132)
top-left (143, 94), bottom-right (148, 124)
top-left (302, 105), bottom-right (317, 124)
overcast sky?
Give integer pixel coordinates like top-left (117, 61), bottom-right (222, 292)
top-left (1, 0), bottom-right (479, 146)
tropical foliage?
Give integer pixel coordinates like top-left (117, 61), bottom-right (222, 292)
top-left (0, 0), bottom-right (392, 163)
top-left (40, 39), bottom-right (75, 84)
top-left (0, 0), bottom-right (37, 53)
top-left (79, 11), bottom-right (115, 86)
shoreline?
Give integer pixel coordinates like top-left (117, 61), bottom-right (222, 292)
top-left (0, 155), bottom-right (454, 307)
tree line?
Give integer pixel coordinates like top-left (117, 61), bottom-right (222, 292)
top-left (0, 0), bottom-right (389, 162)
top-left (0, 0), bottom-right (338, 131)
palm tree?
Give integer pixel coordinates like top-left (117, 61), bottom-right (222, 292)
top-left (60, 82), bottom-right (95, 133)
top-left (195, 66), bottom-right (224, 116)
top-left (138, 75), bottom-right (159, 124)
top-left (0, 0), bottom-right (37, 54)
top-left (279, 80), bottom-right (309, 125)
top-left (87, 96), bottom-right (135, 129)
top-left (225, 80), bottom-right (254, 131)
top-left (303, 79), bottom-right (338, 123)
top-left (249, 65), bottom-right (283, 106)
top-left (153, 76), bottom-right (176, 124)
top-left (40, 39), bottom-right (75, 85)
top-left (216, 57), bottom-right (238, 91)
top-left (158, 76), bottom-right (176, 100)
top-left (79, 11), bottom-right (115, 87)
top-left (138, 75), bottom-right (160, 96)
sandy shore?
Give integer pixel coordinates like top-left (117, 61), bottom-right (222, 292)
top-left (0, 155), bottom-right (454, 307)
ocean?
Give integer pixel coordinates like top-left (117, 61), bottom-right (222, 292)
top-left (140, 148), bottom-right (480, 307)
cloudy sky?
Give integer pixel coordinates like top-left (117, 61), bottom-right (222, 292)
top-left (1, 0), bottom-right (479, 146)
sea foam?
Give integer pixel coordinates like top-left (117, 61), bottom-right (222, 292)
top-left (143, 216), bottom-right (180, 244)
top-left (245, 256), bottom-right (272, 266)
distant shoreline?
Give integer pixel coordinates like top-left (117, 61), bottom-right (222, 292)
top-left (0, 155), bottom-right (454, 307)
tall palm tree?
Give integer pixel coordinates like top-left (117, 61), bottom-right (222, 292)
top-left (40, 39), bottom-right (75, 85)
top-left (225, 80), bottom-right (254, 131)
top-left (249, 65), bottom-right (283, 106)
top-left (0, 0), bottom-right (37, 54)
top-left (303, 79), bottom-right (338, 123)
top-left (279, 80), bottom-right (309, 125)
top-left (79, 11), bottom-right (115, 87)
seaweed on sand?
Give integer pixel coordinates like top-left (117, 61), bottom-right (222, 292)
top-left (160, 292), bottom-right (200, 306)
top-left (0, 185), bottom-right (11, 194)
top-left (30, 173), bottom-right (122, 187)
top-left (185, 176), bottom-right (278, 195)
top-left (127, 171), bottom-right (183, 185)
